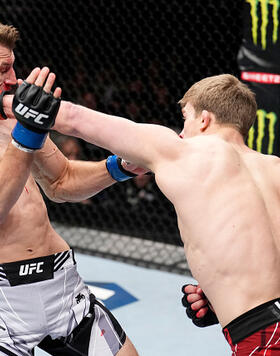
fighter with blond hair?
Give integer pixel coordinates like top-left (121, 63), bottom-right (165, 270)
top-left (29, 72), bottom-right (280, 355)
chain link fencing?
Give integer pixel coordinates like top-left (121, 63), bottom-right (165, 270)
top-left (1, 0), bottom-right (243, 274)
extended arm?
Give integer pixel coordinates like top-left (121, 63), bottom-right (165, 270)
top-left (2, 92), bottom-right (144, 203)
top-left (53, 101), bottom-right (180, 171)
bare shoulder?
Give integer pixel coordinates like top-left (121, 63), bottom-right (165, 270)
top-left (257, 152), bottom-right (280, 180)
top-left (262, 153), bottom-right (280, 166)
top-left (147, 124), bottom-right (184, 159)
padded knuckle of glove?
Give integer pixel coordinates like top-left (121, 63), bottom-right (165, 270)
top-left (12, 81), bottom-right (61, 133)
top-left (192, 308), bottom-right (219, 328)
top-left (17, 81), bottom-right (31, 100)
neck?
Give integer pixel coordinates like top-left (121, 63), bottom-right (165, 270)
top-left (203, 124), bottom-right (246, 145)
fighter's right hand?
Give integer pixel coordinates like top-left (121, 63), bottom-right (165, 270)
top-left (181, 284), bottom-right (219, 327)
top-left (11, 67), bottom-right (61, 151)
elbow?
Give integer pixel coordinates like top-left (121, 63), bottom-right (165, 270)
top-left (44, 192), bottom-right (66, 204)
top-left (39, 175), bottom-right (67, 203)
top-left (42, 170), bottom-right (73, 204)
top-left (42, 184), bottom-right (67, 204)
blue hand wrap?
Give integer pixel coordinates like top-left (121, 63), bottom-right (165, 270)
top-left (106, 155), bottom-right (135, 182)
top-left (12, 122), bottom-right (47, 150)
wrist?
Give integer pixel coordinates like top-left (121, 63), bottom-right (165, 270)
top-left (11, 139), bottom-right (35, 153)
top-left (12, 122), bottom-right (47, 150)
top-left (106, 155), bottom-right (136, 182)
top-left (52, 101), bottom-right (74, 135)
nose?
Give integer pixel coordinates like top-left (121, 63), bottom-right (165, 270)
top-left (2, 68), bottom-right (17, 92)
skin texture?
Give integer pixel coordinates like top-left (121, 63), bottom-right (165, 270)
top-left (50, 96), bottom-right (280, 328)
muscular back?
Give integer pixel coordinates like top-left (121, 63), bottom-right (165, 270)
top-left (155, 135), bottom-right (280, 327)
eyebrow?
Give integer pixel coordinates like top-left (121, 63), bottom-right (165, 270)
top-left (0, 53), bottom-right (14, 66)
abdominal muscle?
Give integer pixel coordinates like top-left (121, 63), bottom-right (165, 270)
top-left (0, 174), bottom-right (69, 263)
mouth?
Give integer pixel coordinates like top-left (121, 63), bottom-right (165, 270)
top-left (3, 83), bottom-right (12, 91)
top-left (0, 83), bottom-right (11, 93)
top-left (3, 83), bottom-right (11, 90)
top-left (1, 83), bottom-right (18, 93)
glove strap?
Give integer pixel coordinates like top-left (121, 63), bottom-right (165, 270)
top-left (12, 122), bottom-right (47, 150)
top-left (0, 90), bottom-right (10, 119)
top-left (11, 139), bottom-right (34, 153)
top-left (106, 155), bottom-right (136, 182)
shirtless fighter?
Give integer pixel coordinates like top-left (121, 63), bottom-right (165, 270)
top-left (28, 73), bottom-right (280, 355)
top-left (0, 23), bottom-right (138, 355)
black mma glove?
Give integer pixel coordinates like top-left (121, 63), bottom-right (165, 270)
top-left (11, 81), bottom-right (61, 151)
top-left (181, 284), bottom-right (219, 328)
top-left (0, 84), bottom-right (18, 120)
top-left (106, 155), bottom-right (137, 181)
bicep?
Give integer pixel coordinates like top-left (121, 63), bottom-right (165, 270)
top-left (103, 122), bottom-right (180, 170)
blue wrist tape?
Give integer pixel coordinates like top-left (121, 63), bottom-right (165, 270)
top-left (106, 155), bottom-right (134, 182)
top-left (11, 122), bottom-right (47, 150)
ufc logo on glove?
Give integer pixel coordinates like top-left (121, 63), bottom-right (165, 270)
top-left (14, 103), bottom-right (49, 124)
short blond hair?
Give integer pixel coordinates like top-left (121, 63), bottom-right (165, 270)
top-left (179, 74), bottom-right (257, 139)
top-left (0, 22), bottom-right (19, 49)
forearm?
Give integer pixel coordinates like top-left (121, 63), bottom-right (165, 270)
top-left (32, 137), bottom-right (116, 202)
top-left (0, 142), bottom-right (33, 223)
top-left (41, 159), bottom-right (116, 203)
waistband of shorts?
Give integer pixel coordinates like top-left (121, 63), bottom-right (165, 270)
top-left (0, 249), bottom-right (76, 287)
top-left (223, 298), bottom-right (280, 345)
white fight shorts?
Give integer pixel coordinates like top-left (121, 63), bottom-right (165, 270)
top-left (0, 250), bottom-right (126, 355)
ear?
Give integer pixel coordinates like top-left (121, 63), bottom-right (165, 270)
top-left (200, 110), bottom-right (211, 132)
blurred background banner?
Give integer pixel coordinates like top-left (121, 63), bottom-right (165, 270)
top-left (0, 0), bottom-right (258, 274)
top-left (239, 0), bottom-right (280, 155)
